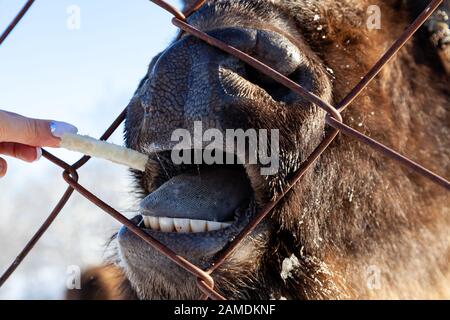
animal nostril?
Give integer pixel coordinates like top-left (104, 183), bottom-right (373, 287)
top-left (244, 64), bottom-right (305, 103)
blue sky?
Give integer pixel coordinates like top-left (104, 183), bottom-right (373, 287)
top-left (0, 0), bottom-right (181, 166)
top-left (0, 0), bottom-right (180, 142)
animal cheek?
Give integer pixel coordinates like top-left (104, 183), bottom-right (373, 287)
top-left (125, 97), bottom-right (146, 150)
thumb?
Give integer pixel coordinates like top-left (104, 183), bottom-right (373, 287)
top-left (0, 110), bottom-right (78, 148)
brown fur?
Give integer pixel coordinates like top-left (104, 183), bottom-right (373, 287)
top-left (65, 265), bottom-right (136, 300)
top-left (266, 0), bottom-right (450, 299)
top-left (75, 0), bottom-right (449, 299)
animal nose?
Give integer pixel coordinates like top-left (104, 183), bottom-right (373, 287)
top-left (139, 31), bottom-right (251, 131)
top-left (135, 27), bottom-right (305, 147)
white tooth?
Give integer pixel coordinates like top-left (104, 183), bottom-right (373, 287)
top-left (159, 217), bottom-right (174, 232)
top-left (143, 216), bottom-right (150, 228)
top-left (190, 219), bottom-right (207, 233)
top-left (149, 216), bottom-right (160, 230)
top-left (220, 222), bottom-right (232, 229)
top-left (207, 221), bottom-right (222, 232)
top-left (174, 218), bottom-right (191, 233)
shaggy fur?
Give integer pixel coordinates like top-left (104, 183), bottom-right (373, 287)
top-left (74, 0), bottom-right (449, 299)
top-left (65, 264), bottom-right (136, 300)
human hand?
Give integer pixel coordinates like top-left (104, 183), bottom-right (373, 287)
top-left (0, 110), bottom-right (78, 177)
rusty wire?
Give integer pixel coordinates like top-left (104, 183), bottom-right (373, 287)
top-left (0, 0), bottom-right (448, 300)
top-left (0, 0), bottom-right (35, 46)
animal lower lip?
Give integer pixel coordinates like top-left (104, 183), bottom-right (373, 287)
top-left (141, 215), bottom-right (233, 233)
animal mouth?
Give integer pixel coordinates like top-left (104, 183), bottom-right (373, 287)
top-left (133, 151), bottom-right (255, 239)
top-left (116, 150), bottom-right (260, 296)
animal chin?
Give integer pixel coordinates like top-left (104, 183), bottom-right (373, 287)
top-left (117, 154), bottom-right (259, 274)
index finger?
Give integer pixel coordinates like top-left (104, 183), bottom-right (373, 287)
top-left (0, 110), bottom-right (75, 148)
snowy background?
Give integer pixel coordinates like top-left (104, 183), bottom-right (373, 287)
top-left (0, 0), bottom-right (180, 299)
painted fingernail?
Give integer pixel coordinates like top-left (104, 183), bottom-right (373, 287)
top-left (50, 121), bottom-right (78, 138)
top-left (35, 147), bottom-right (42, 161)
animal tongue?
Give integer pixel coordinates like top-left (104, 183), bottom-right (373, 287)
top-left (140, 167), bottom-right (252, 221)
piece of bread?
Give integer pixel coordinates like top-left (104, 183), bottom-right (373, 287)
top-left (60, 133), bottom-right (149, 171)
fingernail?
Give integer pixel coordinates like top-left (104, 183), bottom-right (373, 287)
top-left (50, 121), bottom-right (78, 138)
top-left (35, 147), bottom-right (42, 161)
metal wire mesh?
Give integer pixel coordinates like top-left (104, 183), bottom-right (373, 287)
top-left (0, 0), bottom-right (448, 300)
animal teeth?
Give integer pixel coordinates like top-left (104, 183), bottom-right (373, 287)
top-left (174, 218), bottom-right (191, 233)
top-left (149, 216), bottom-right (160, 230)
top-left (206, 221), bottom-right (222, 231)
top-left (141, 217), bottom-right (233, 233)
top-left (143, 216), bottom-right (150, 229)
top-left (159, 217), bottom-right (174, 232)
top-left (190, 219), bottom-right (207, 233)
top-left (221, 222), bottom-right (232, 229)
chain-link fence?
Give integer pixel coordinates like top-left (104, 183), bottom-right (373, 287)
top-left (0, 0), bottom-right (449, 300)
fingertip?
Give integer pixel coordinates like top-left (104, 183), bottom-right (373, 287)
top-left (14, 144), bottom-right (41, 163)
top-left (0, 157), bottom-right (7, 178)
top-left (35, 147), bottom-right (42, 161)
